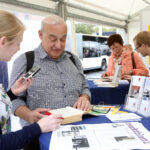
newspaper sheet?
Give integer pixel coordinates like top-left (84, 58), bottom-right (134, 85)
top-left (49, 122), bottom-right (150, 150)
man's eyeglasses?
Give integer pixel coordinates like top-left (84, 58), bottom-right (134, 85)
top-left (135, 45), bottom-right (141, 51)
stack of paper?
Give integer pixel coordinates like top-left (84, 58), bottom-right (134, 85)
top-left (106, 113), bottom-right (142, 122)
top-left (93, 79), bottom-right (118, 87)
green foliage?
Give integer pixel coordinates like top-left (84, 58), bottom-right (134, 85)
top-left (102, 27), bottom-right (116, 32)
top-left (75, 24), bottom-right (97, 34)
top-left (94, 27), bottom-right (99, 33)
top-left (75, 23), bottom-right (116, 34)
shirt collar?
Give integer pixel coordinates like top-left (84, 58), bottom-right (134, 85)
top-left (37, 44), bottom-right (48, 59)
top-left (37, 44), bottom-right (67, 61)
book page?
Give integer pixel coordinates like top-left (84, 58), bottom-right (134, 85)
top-left (50, 106), bottom-right (85, 118)
top-left (112, 64), bottom-right (122, 82)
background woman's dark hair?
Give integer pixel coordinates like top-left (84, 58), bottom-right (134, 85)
top-left (107, 34), bottom-right (124, 47)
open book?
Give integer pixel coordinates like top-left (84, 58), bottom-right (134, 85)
top-left (49, 106), bottom-right (111, 124)
top-left (93, 65), bottom-right (122, 88)
top-left (49, 107), bottom-right (86, 124)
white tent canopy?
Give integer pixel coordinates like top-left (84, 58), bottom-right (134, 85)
top-left (71, 0), bottom-right (149, 19)
top-left (0, 0), bottom-right (150, 51)
top-left (0, 0), bottom-right (150, 29)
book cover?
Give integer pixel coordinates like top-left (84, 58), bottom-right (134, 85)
top-left (88, 105), bottom-right (111, 115)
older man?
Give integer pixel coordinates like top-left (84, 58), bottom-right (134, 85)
top-left (9, 15), bottom-right (91, 149)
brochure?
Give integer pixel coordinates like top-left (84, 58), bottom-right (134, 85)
top-left (138, 77), bottom-right (150, 116)
top-left (106, 113), bottom-right (142, 122)
top-left (124, 76), bottom-right (145, 112)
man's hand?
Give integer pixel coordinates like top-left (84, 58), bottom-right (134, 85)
top-left (28, 108), bottom-right (50, 123)
top-left (11, 75), bottom-right (33, 96)
top-left (15, 106), bottom-right (50, 123)
top-left (73, 94), bottom-right (90, 111)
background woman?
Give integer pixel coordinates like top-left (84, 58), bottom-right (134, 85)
top-left (102, 34), bottom-right (148, 81)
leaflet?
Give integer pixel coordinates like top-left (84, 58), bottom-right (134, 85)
top-left (106, 113), bottom-right (142, 122)
top-left (49, 122), bottom-right (150, 150)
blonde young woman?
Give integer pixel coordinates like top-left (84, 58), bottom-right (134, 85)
top-left (0, 10), bottom-right (62, 150)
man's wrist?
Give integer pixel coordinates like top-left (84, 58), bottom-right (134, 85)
top-left (15, 106), bottom-right (32, 122)
top-left (79, 94), bottom-right (90, 101)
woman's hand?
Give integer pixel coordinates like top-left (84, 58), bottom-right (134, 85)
top-left (11, 75), bottom-right (33, 96)
top-left (121, 74), bottom-right (131, 82)
top-left (121, 70), bottom-right (132, 82)
top-left (37, 114), bottom-right (62, 132)
top-left (101, 72), bottom-right (108, 77)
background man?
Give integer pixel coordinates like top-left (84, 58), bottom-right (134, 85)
top-left (133, 31), bottom-right (150, 57)
top-left (9, 15), bottom-right (91, 150)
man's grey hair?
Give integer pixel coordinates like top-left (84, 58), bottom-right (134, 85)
top-left (41, 15), bottom-right (66, 32)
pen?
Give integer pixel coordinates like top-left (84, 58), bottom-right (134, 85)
top-left (44, 111), bottom-right (64, 120)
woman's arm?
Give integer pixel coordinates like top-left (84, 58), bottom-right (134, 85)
top-left (132, 52), bottom-right (149, 76)
top-left (0, 114), bottom-right (62, 150)
top-left (0, 123), bottom-right (41, 150)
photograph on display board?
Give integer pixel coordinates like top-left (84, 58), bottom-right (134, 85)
top-left (142, 78), bottom-right (150, 100)
top-left (128, 85), bottom-right (140, 99)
